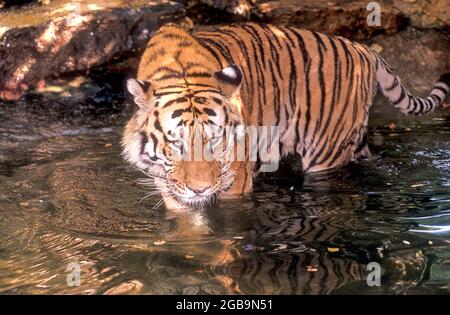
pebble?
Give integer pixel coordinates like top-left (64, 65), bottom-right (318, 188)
top-left (273, 244), bottom-right (288, 251)
top-left (243, 244), bottom-right (254, 251)
top-left (153, 240), bottom-right (166, 246)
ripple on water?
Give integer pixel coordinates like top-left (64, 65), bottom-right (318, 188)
top-left (0, 108), bottom-right (449, 294)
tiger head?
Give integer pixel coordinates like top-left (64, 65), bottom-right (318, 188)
top-left (122, 65), bottom-right (247, 209)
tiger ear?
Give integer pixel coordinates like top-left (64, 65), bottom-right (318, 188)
top-left (214, 65), bottom-right (243, 98)
top-left (127, 78), bottom-right (152, 110)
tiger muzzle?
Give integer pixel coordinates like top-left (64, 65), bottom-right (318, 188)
top-left (177, 161), bottom-right (220, 195)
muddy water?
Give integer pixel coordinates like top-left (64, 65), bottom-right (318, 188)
top-left (0, 93), bottom-right (449, 295)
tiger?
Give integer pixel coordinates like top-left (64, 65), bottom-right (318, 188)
top-left (122, 23), bottom-right (450, 210)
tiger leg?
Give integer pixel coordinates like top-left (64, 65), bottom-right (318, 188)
top-left (353, 128), bottom-right (372, 161)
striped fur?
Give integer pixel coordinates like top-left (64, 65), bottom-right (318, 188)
top-left (122, 23), bottom-right (450, 209)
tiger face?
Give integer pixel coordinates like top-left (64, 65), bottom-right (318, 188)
top-left (122, 65), bottom-right (246, 209)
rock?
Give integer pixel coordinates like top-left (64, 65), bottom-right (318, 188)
top-left (368, 28), bottom-right (450, 96)
top-left (256, 0), bottom-right (407, 40)
top-left (0, 0), bottom-right (40, 10)
top-left (393, 0), bottom-right (450, 29)
top-left (186, 0), bottom-right (257, 24)
top-left (190, 0), bottom-right (256, 16)
top-left (0, 0), bottom-right (447, 101)
top-left (0, 0), bottom-right (185, 100)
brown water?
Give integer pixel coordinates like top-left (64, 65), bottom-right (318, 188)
top-left (1, 89), bottom-right (449, 294)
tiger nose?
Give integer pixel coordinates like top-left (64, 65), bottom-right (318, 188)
top-left (182, 161), bottom-right (216, 194)
top-left (186, 178), bottom-right (212, 194)
top-left (186, 184), bottom-right (209, 194)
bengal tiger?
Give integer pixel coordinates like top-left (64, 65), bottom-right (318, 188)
top-left (122, 23), bottom-right (450, 210)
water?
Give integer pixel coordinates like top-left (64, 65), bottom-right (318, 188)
top-left (0, 93), bottom-right (449, 295)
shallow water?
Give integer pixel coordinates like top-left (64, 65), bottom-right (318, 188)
top-left (0, 96), bottom-right (449, 295)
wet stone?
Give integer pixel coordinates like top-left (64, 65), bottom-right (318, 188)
top-left (0, 0), bottom-right (185, 100)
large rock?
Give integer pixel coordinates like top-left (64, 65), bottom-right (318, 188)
top-left (0, 0), bottom-right (447, 101)
top-left (188, 0), bottom-right (256, 17)
top-left (256, 0), bottom-right (407, 40)
top-left (0, 0), bottom-right (185, 100)
top-left (368, 28), bottom-right (450, 96)
top-left (393, 0), bottom-right (450, 29)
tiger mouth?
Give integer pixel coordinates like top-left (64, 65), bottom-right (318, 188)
top-left (153, 166), bottom-right (235, 209)
top-left (164, 180), bottom-right (219, 208)
top-left (174, 193), bottom-right (217, 209)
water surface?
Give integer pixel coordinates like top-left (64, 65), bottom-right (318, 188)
top-left (0, 95), bottom-right (449, 294)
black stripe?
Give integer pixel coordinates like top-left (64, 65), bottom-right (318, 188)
top-left (154, 119), bottom-right (163, 132)
top-left (196, 38), bottom-right (224, 67)
top-left (203, 108), bottom-right (217, 116)
top-left (392, 86), bottom-right (406, 105)
top-left (150, 133), bottom-right (158, 152)
top-left (171, 108), bottom-right (188, 118)
top-left (162, 97), bottom-right (188, 108)
top-left (139, 132), bottom-right (148, 155)
top-left (416, 98), bottom-right (425, 114)
top-left (289, 29), bottom-right (311, 154)
top-left (308, 32), bottom-right (326, 154)
top-left (284, 32), bottom-right (298, 115)
top-left (310, 35), bottom-right (341, 167)
top-left (192, 88), bottom-right (223, 95)
top-left (154, 73), bottom-right (182, 81)
top-left (187, 72), bottom-right (212, 78)
top-left (269, 59), bottom-right (281, 127)
top-left (258, 24), bottom-right (283, 80)
top-left (385, 76), bottom-right (398, 92)
top-left (433, 85), bottom-right (448, 95)
top-left (154, 91), bottom-right (182, 97)
top-left (161, 33), bottom-right (188, 40)
top-left (322, 43), bottom-right (356, 167)
top-left (431, 93), bottom-right (442, 103)
top-left (149, 66), bottom-right (181, 79)
top-left (241, 24), bottom-right (267, 70)
top-left (196, 35), bottom-right (235, 65)
top-left (212, 97), bottom-right (222, 105)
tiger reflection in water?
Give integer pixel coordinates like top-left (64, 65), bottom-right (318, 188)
top-left (139, 167), bottom-right (435, 294)
top-left (144, 182), bottom-right (374, 294)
